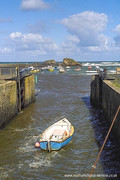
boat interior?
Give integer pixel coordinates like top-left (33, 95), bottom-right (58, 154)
top-left (40, 118), bottom-right (72, 142)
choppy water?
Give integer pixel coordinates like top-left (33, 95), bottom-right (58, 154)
top-left (0, 73), bottom-right (120, 179)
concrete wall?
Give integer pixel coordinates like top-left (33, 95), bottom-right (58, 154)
top-left (90, 75), bottom-right (102, 108)
top-left (102, 80), bottom-right (120, 136)
top-left (0, 81), bottom-right (18, 129)
top-left (24, 75), bottom-right (35, 107)
top-left (90, 75), bottom-right (120, 137)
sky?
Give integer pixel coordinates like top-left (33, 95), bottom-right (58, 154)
top-left (0, 0), bottom-right (120, 62)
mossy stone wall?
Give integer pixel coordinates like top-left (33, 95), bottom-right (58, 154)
top-left (0, 81), bottom-right (18, 129)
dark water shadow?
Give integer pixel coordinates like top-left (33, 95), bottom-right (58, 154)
top-left (82, 96), bottom-right (120, 180)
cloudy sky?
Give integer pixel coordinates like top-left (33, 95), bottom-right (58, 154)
top-left (0, 0), bottom-right (120, 62)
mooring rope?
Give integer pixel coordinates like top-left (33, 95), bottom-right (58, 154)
top-left (88, 105), bottom-right (120, 180)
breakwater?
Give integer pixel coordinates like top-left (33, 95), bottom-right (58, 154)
top-left (90, 74), bottom-right (120, 137)
top-left (0, 68), bottom-right (35, 129)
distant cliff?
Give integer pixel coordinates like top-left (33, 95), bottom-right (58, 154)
top-left (62, 58), bottom-right (81, 66)
top-left (44, 60), bottom-right (55, 65)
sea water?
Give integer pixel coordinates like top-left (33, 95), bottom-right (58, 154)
top-left (0, 61), bottom-right (120, 179)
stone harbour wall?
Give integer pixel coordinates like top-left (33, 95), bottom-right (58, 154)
top-left (102, 80), bottom-right (120, 136)
top-left (90, 75), bottom-right (120, 137)
top-left (0, 75), bottom-right (35, 129)
top-left (24, 75), bottom-right (35, 107)
top-left (0, 81), bottom-right (18, 129)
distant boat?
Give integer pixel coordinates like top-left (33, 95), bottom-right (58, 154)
top-left (29, 66), bottom-right (40, 73)
top-left (59, 67), bottom-right (66, 73)
top-left (30, 69), bottom-right (39, 73)
top-left (41, 67), bottom-right (47, 70)
top-left (35, 118), bottom-right (74, 152)
top-left (74, 67), bottom-right (81, 71)
top-left (88, 66), bottom-right (92, 70)
top-left (66, 66), bottom-right (71, 69)
top-left (49, 68), bottom-right (54, 72)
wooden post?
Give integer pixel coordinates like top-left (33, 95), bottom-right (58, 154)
top-left (17, 65), bottom-right (21, 112)
top-left (10, 69), bottom-right (12, 77)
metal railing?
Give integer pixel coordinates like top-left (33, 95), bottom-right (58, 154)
top-left (0, 66), bottom-right (31, 80)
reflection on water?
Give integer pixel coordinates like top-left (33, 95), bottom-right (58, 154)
top-left (0, 74), bottom-right (120, 179)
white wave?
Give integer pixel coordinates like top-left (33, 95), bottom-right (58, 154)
top-left (82, 62), bottom-right (101, 67)
top-left (29, 159), bottom-right (51, 168)
top-left (85, 73), bottom-right (98, 76)
top-left (29, 155), bottom-right (52, 168)
top-left (82, 63), bottom-right (90, 66)
top-left (31, 117), bottom-right (36, 121)
top-left (108, 70), bottom-right (116, 74)
top-left (82, 61), bottom-right (120, 67)
top-left (12, 128), bottom-right (26, 132)
top-left (17, 135), bottom-right (39, 153)
top-left (10, 125), bottom-right (33, 132)
top-left (0, 166), bottom-right (14, 179)
top-left (101, 62), bottom-right (120, 66)
top-left (17, 163), bottom-right (23, 169)
top-left (0, 172), bottom-right (9, 179)
top-left (86, 71), bottom-right (97, 73)
top-left (85, 70), bottom-right (97, 75)
top-left (29, 150), bottom-right (62, 169)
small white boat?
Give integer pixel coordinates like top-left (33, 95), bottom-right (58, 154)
top-left (59, 67), bottom-right (65, 73)
top-left (29, 66), bottom-right (40, 73)
top-left (66, 66), bottom-right (71, 69)
top-left (35, 118), bottom-right (74, 152)
top-left (74, 67), bottom-right (81, 71)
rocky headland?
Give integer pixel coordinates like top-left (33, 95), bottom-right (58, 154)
top-left (62, 58), bottom-right (81, 66)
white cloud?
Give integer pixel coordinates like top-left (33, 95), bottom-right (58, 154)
top-left (60, 11), bottom-right (108, 47)
top-left (114, 24), bottom-right (120, 34)
top-left (66, 35), bottom-right (80, 44)
top-left (61, 35), bottom-right (80, 53)
top-left (0, 48), bottom-right (12, 53)
top-left (113, 24), bottom-right (120, 47)
top-left (9, 32), bottom-right (58, 54)
top-left (21, 0), bottom-right (50, 11)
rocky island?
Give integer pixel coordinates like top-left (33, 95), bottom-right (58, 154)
top-left (62, 58), bottom-right (81, 66)
top-left (44, 60), bottom-right (56, 65)
top-left (42, 58), bottom-right (81, 67)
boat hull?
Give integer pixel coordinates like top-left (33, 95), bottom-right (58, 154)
top-left (40, 135), bottom-right (73, 151)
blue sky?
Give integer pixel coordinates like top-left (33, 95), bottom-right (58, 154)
top-left (0, 0), bottom-right (120, 62)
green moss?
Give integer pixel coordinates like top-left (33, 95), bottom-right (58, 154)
top-left (112, 82), bottom-right (120, 88)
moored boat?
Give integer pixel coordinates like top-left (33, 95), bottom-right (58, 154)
top-left (59, 67), bottom-right (66, 73)
top-left (88, 66), bottom-right (92, 70)
top-left (35, 118), bottom-right (74, 152)
top-left (66, 66), bottom-right (71, 69)
top-left (30, 69), bottom-right (39, 73)
top-left (29, 66), bottom-right (40, 73)
top-left (74, 67), bottom-right (81, 71)
top-left (49, 68), bottom-right (54, 72)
